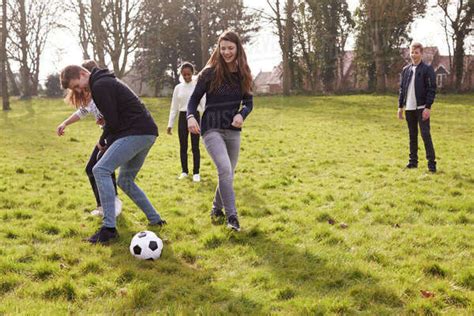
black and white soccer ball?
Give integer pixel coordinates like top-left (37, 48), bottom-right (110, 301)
top-left (129, 230), bottom-right (163, 260)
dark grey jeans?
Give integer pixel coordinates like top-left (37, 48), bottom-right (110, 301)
top-left (202, 129), bottom-right (241, 217)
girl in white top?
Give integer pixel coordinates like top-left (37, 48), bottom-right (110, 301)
top-left (56, 60), bottom-right (122, 217)
top-left (167, 62), bottom-right (205, 182)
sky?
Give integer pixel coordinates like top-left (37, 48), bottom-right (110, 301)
top-left (37, 0), bottom-right (462, 83)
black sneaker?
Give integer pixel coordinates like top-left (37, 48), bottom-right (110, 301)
top-left (149, 219), bottom-right (167, 227)
top-left (428, 163), bottom-right (437, 173)
top-left (226, 215), bottom-right (240, 232)
top-left (210, 208), bottom-right (225, 224)
top-left (87, 226), bottom-right (118, 244)
top-left (406, 162), bottom-right (418, 169)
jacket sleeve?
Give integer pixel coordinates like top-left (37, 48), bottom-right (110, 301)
top-left (187, 70), bottom-right (209, 119)
top-left (239, 93), bottom-right (253, 120)
top-left (168, 85), bottom-right (180, 128)
top-left (91, 80), bottom-right (119, 145)
top-left (424, 65), bottom-right (437, 109)
top-left (398, 67), bottom-right (406, 108)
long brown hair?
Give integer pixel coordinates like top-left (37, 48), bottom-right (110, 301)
top-left (204, 30), bottom-right (252, 95)
top-left (64, 89), bottom-right (91, 109)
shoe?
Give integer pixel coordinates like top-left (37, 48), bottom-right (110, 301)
top-left (226, 215), bottom-right (240, 232)
top-left (90, 206), bottom-right (103, 216)
top-left (114, 196), bottom-right (122, 217)
top-left (149, 219), bottom-right (167, 226)
top-left (210, 207), bottom-right (225, 219)
top-left (193, 174), bottom-right (201, 182)
top-left (87, 226), bottom-right (118, 244)
top-left (428, 163), bottom-right (437, 173)
top-left (178, 173), bottom-right (188, 180)
top-left (406, 162), bottom-right (418, 169)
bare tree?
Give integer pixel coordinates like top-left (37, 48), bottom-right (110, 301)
top-left (7, 0), bottom-right (59, 97)
top-left (437, 0), bottom-right (474, 91)
top-left (1, 0), bottom-right (9, 110)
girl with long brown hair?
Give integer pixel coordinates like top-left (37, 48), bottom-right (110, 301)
top-left (187, 30), bottom-right (253, 231)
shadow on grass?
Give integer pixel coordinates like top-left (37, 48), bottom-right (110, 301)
top-left (101, 215), bottom-right (264, 314)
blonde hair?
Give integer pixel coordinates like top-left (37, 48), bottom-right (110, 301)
top-left (410, 42), bottom-right (424, 53)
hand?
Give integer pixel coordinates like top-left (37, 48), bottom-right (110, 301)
top-left (422, 108), bottom-right (431, 121)
top-left (97, 142), bottom-right (107, 153)
top-left (166, 127), bottom-right (172, 135)
top-left (397, 108), bottom-right (404, 120)
top-left (188, 117), bottom-right (200, 134)
top-left (96, 117), bottom-right (105, 126)
top-left (231, 113), bottom-right (244, 128)
top-left (56, 123), bottom-right (67, 136)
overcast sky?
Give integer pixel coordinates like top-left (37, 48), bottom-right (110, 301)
top-left (37, 0), bottom-right (466, 82)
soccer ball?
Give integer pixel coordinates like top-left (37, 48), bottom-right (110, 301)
top-left (129, 231), bottom-right (163, 260)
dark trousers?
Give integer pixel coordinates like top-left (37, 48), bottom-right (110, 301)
top-left (405, 109), bottom-right (436, 166)
top-left (178, 111), bottom-right (200, 174)
top-left (85, 145), bottom-right (118, 206)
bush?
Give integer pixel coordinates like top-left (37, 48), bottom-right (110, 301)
top-left (45, 74), bottom-right (63, 98)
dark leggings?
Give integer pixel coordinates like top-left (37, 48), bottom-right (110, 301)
top-left (85, 145), bottom-right (118, 206)
top-left (178, 111), bottom-right (200, 174)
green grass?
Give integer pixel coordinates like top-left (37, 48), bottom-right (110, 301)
top-left (0, 94), bottom-right (472, 314)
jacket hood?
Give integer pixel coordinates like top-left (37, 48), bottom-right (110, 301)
top-left (89, 68), bottom-right (116, 86)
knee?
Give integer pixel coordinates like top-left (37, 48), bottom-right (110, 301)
top-left (92, 164), bottom-right (109, 178)
top-left (217, 166), bottom-right (233, 181)
top-left (117, 175), bottom-right (132, 192)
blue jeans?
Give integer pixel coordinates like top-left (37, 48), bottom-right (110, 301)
top-left (92, 135), bottom-right (161, 228)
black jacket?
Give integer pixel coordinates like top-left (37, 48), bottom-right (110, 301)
top-left (398, 61), bottom-right (436, 109)
top-left (89, 68), bottom-right (158, 146)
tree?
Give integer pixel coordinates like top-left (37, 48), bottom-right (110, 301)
top-left (7, 0), bottom-right (60, 98)
top-left (304, 0), bottom-right (354, 92)
top-left (267, 0), bottom-right (296, 95)
top-left (1, 0), bottom-right (9, 110)
top-left (45, 73), bottom-right (62, 97)
top-left (355, 0), bottom-right (427, 92)
top-left (437, 0), bottom-right (474, 91)
top-left (137, 0), bottom-right (259, 95)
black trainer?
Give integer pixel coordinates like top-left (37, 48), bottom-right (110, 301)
top-left (210, 208), bottom-right (225, 224)
top-left (406, 162), bottom-right (418, 169)
top-left (428, 162), bottom-right (437, 173)
top-left (149, 219), bottom-right (167, 227)
top-left (87, 226), bottom-right (118, 244)
top-left (226, 215), bottom-right (240, 232)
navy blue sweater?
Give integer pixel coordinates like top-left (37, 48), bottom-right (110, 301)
top-left (187, 67), bottom-right (253, 135)
top-left (398, 61), bottom-right (436, 109)
top-left (89, 68), bottom-right (158, 146)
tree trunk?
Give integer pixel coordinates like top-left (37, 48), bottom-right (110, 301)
top-left (91, 0), bottom-right (106, 67)
top-left (18, 0), bottom-right (31, 98)
top-left (78, 0), bottom-right (90, 60)
top-left (1, 0), bottom-right (9, 110)
top-left (372, 20), bottom-right (386, 93)
top-left (200, 0), bottom-right (210, 66)
top-left (453, 35), bottom-right (465, 91)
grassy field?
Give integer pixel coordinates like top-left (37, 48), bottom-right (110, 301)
top-left (0, 94), bottom-right (472, 315)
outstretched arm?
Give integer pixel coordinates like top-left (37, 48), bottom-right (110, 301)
top-left (56, 113), bottom-right (81, 136)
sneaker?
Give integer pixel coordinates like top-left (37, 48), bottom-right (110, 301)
top-left (90, 206), bottom-right (103, 217)
top-left (193, 174), bottom-right (201, 182)
top-left (406, 162), bottom-right (418, 169)
top-left (87, 226), bottom-right (118, 244)
top-left (114, 196), bottom-right (122, 217)
top-left (428, 163), bottom-right (437, 173)
top-left (149, 219), bottom-right (167, 227)
top-left (178, 172), bottom-right (188, 180)
top-left (226, 215), bottom-right (241, 232)
top-left (210, 207), bottom-right (225, 219)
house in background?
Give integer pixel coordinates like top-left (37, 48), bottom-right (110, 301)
top-left (253, 46), bottom-right (474, 94)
